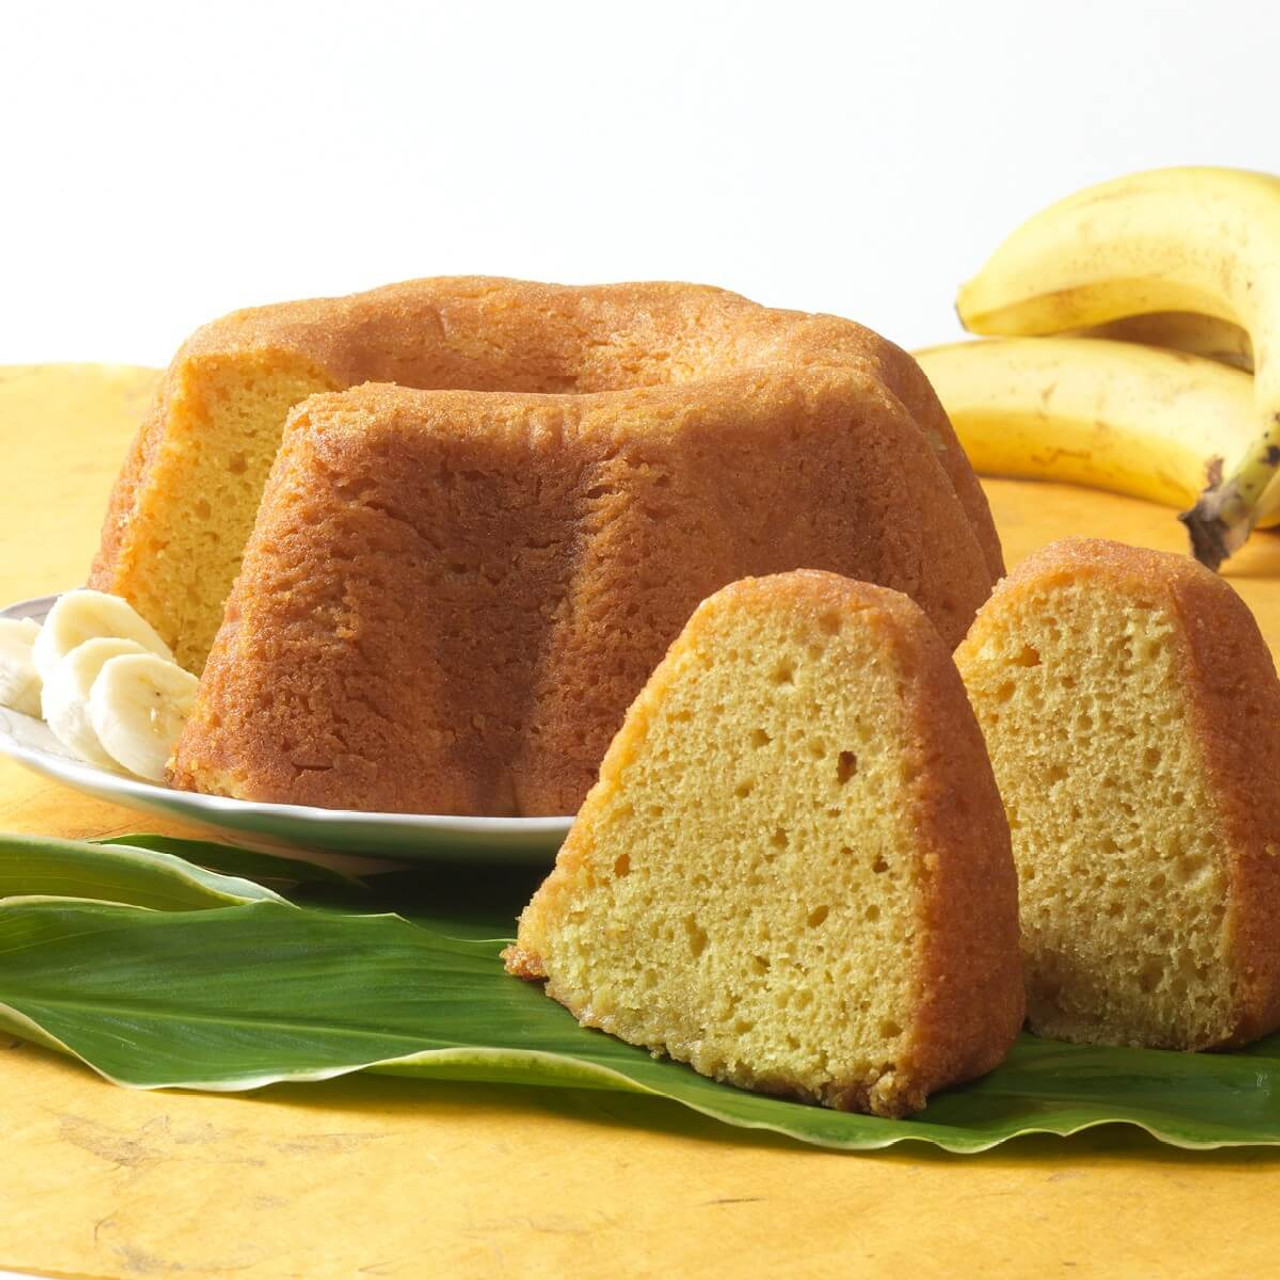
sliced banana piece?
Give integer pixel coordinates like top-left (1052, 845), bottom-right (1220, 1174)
top-left (0, 617), bottom-right (43, 717)
top-left (43, 637), bottom-right (152, 767)
top-left (32, 589), bottom-right (172, 683)
top-left (89, 653), bottom-right (199, 782)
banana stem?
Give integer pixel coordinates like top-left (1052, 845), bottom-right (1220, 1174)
top-left (1180, 413), bottom-right (1280, 570)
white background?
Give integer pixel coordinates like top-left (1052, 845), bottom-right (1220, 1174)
top-left (4, 0), bottom-right (1279, 368)
top-left (0, 7), bottom-right (1277, 1279)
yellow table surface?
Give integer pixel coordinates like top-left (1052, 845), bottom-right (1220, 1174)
top-left (3, 364), bottom-right (1280, 1280)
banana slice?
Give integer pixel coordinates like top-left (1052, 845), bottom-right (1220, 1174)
top-left (42, 637), bottom-right (152, 767)
top-left (0, 617), bottom-right (43, 717)
top-left (32, 589), bottom-right (172, 683)
top-left (89, 653), bottom-right (199, 781)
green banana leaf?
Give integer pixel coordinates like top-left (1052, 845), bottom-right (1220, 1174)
top-left (0, 832), bottom-right (289, 910)
top-left (93, 832), bottom-right (368, 891)
top-left (2, 832), bottom-right (1278, 1153)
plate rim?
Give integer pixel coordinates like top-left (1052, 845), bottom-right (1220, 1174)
top-left (0, 591), bottom-right (576, 842)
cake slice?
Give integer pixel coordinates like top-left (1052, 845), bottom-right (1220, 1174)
top-left (504, 571), bottom-right (1023, 1117)
top-left (955, 537), bottom-right (1280, 1050)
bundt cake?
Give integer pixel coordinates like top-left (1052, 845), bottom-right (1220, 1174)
top-left (91, 276), bottom-right (1002, 675)
top-left (167, 361), bottom-right (998, 816)
top-left (94, 276), bottom-right (1003, 816)
top-left (955, 537), bottom-right (1280, 1050)
top-left (504, 570), bottom-right (1024, 1117)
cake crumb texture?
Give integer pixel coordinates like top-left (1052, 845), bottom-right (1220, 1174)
top-left (956, 536), bottom-right (1280, 1050)
top-left (507, 570), bottom-right (1023, 1116)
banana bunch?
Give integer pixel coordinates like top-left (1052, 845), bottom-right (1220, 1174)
top-left (938, 167), bottom-right (1280, 567)
top-left (0, 589), bottom-right (198, 781)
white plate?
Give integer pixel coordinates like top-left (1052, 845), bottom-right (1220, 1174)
top-left (0, 594), bottom-right (573, 864)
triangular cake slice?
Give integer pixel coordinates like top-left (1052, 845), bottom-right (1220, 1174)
top-left (505, 570), bottom-right (1023, 1117)
top-left (956, 537), bottom-right (1280, 1050)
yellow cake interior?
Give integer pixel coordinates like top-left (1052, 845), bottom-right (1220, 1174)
top-left (111, 355), bottom-right (334, 672)
top-left (517, 593), bottom-right (935, 1113)
top-left (958, 580), bottom-right (1234, 1048)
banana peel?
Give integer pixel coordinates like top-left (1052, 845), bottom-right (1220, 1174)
top-left (916, 337), bottom-right (1280, 530)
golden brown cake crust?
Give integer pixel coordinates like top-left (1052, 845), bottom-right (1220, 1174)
top-left (110, 275), bottom-right (1002, 816)
top-left (507, 571), bottom-right (1024, 1115)
top-left (868, 582), bottom-right (1027, 1097)
top-left (966, 536), bottom-right (1280, 1047)
top-left (169, 371), bottom-right (996, 816)
top-left (91, 276), bottom-right (1003, 598)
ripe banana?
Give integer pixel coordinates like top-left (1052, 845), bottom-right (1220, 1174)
top-left (957, 167), bottom-right (1280, 566)
top-left (0, 617), bottom-right (43, 717)
top-left (89, 653), bottom-right (198, 781)
top-left (33, 588), bottom-right (173, 681)
top-left (42, 637), bottom-right (151, 767)
top-left (914, 337), bottom-right (1280, 526)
